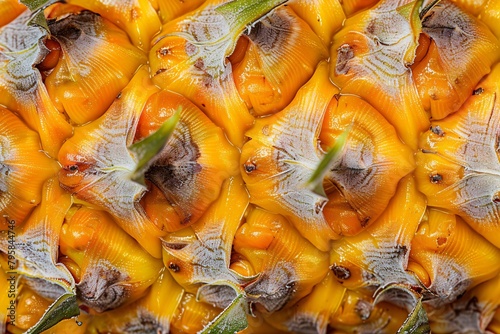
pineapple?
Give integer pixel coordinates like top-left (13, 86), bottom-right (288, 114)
top-left (1, 0), bottom-right (500, 333)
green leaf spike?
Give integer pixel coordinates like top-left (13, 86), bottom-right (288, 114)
top-left (306, 125), bottom-right (351, 197)
top-left (129, 109), bottom-right (180, 185)
top-left (25, 293), bottom-right (80, 334)
top-left (199, 281), bottom-right (249, 334)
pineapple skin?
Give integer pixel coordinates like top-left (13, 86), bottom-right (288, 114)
top-left (0, 0), bottom-right (500, 333)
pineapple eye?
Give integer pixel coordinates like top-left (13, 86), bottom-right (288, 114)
top-left (331, 265), bottom-right (351, 280)
top-left (168, 262), bottom-right (181, 273)
top-left (430, 173), bottom-right (443, 184)
top-left (63, 162), bottom-right (93, 174)
top-left (243, 161), bottom-right (256, 173)
top-left (68, 165), bottom-right (79, 172)
top-left (157, 47), bottom-right (170, 57)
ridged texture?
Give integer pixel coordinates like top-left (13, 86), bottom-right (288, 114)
top-left (234, 208), bottom-right (329, 313)
top-left (66, 0), bottom-right (161, 51)
top-left (148, 0), bottom-right (262, 147)
top-left (232, 6), bottom-right (328, 116)
top-left (58, 66), bottom-right (165, 258)
top-left (162, 177), bottom-right (250, 299)
top-left (330, 0), bottom-right (429, 149)
top-left (0, 178), bottom-right (74, 295)
top-left (410, 209), bottom-right (500, 307)
top-left (330, 290), bottom-right (407, 333)
top-left (415, 63), bottom-right (500, 248)
top-left (2, 0), bottom-right (500, 333)
top-left (137, 90), bottom-right (239, 231)
top-left (330, 175), bottom-right (425, 290)
top-left (241, 61), bottom-right (338, 251)
top-left (321, 95), bottom-right (415, 234)
top-left (0, 12), bottom-right (72, 158)
top-left (427, 273), bottom-right (500, 333)
top-left (0, 108), bottom-right (60, 226)
top-left (288, 0), bottom-right (345, 47)
top-left (413, 0), bottom-right (500, 120)
top-left (45, 10), bottom-right (147, 125)
top-left (260, 272), bottom-right (345, 333)
top-left (169, 292), bottom-right (220, 334)
top-left (59, 207), bottom-right (163, 312)
top-left (156, 0), bottom-right (207, 23)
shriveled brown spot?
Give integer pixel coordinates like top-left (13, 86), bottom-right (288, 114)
top-left (411, 285), bottom-right (424, 294)
top-left (130, 8), bottom-right (140, 21)
top-left (180, 213), bottom-right (193, 225)
top-left (185, 42), bottom-right (196, 55)
top-left (168, 262), bottom-right (181, 272)
top-left (430, 125), bottom-right (445, 136)
top-left (335, 44), bottom-right (354, 75)
top-left (473, 87), bottom-right (484, 95)
top-left (366, 21), bottom-right (376, 35)
top-left (430, 173), bottom-right (443, 184)
top-left (492, 192), bottom-right (500, 204)
top-left (244, 160), bottom-right (256, 173)
top-left (157, 47), bottom-right (169, 57)
top-left (155, 68), bottom-right (167, 76)
top-left (331, 265), bottom-right (351, 280)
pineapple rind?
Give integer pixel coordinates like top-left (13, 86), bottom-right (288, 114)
top-left (1, 0), bottom-right (500, 333)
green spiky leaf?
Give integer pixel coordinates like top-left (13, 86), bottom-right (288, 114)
top-left (374, 284), bottom-right (430, 334)
top-left (397, 298), bottom-right (430, 334)
top-left (20, 0), bottom-right (59, 12)
top-left (26, 293), bottom-right (80, 334)
top-left (27, 10), bottom-right (50, 32)
top-left (199, 282), bottom-right (249, 334)
top-left (306, 125), bottom-right (351, 197)
top-left (128, 110), bottom-right (180, 185)
top-left (216, 0), bottom-right (289, 33)
top-left (20, 0), bottom-right (61, 32)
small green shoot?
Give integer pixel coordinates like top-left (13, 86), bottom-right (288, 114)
top-left (306, 125), bottom-right (351, 197)
top-left (26, 293), bottom-right (80, 334)
top-left (397, 298), bottom-right (431, 334)
top-left (374, 284), bottom-right (430, 334)
top-left (21, 0), bottom-right (61, 32)
top-left (198, 282), bottom-right (249, 334)
top-left (129, 110), bottom-right (180, 185)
